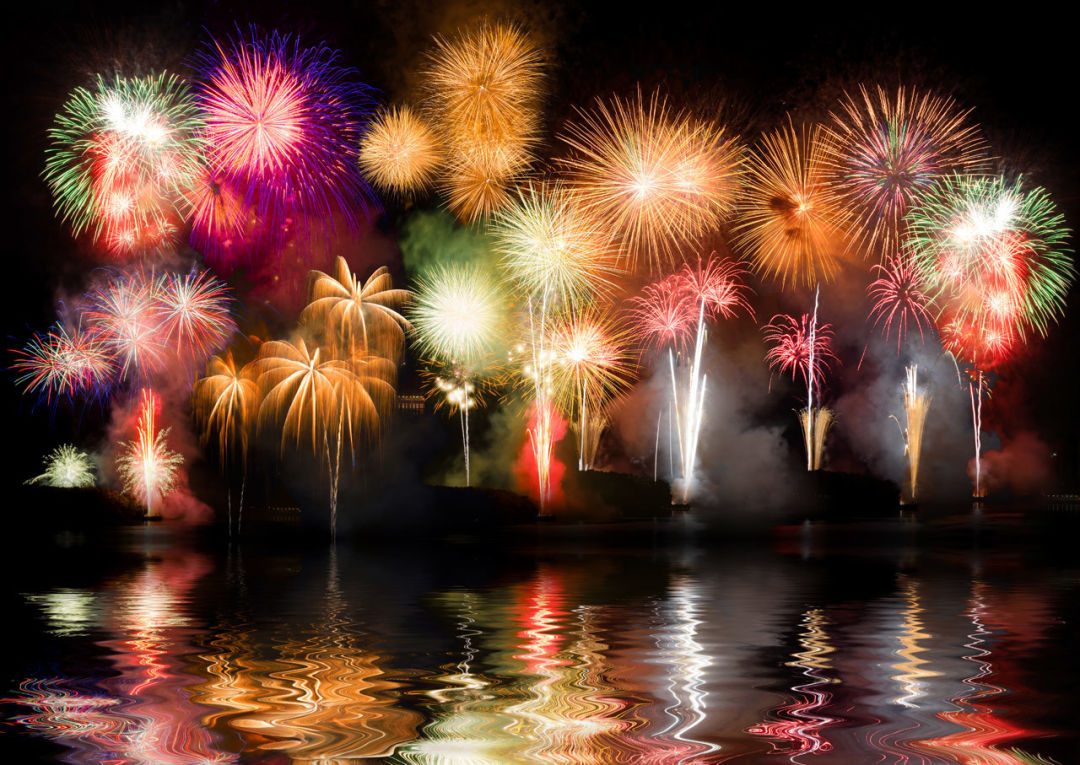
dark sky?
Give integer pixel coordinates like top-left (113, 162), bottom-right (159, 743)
top-left (3, 1), bottom-right (1077, 488)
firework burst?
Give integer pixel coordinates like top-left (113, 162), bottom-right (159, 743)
top-left (409, 263), bottom-right (505, 368)
top-left (194, 349), bottom-right (259, 465)
top-left (494, 183), bottom-right (619, 308)
top-left (195, 30), bottom-right (372, 256)
top-left (359, 106), bottom-right (443, 195)
top-left (868, 253), bottom-right (933, 349)
top-left (26, 445), bottom-right (96, 488)
top-left (549, 309), bottom-right (635, 469)
top-left (44, 72), bottom-right (204, 255)
top-left (155, 269), bottom-right (236, 360)
top-left (302, 258), bottom-right (411, 362)
top-left (84, 272), bottom-right (167, 380)
top-left (559, 90), bottom-right (742, 272)
top-left (13, 323), bottom-right (114, 403)
top-left (735, 120), bottom-right (850, 288)
top-left (906, 174), bottom-right (1074, 368)
top-left (762, 313), bottom-right (838, 392)
top-left (826, 85), bottom-right (988, 257)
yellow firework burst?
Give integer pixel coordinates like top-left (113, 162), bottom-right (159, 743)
top-left (408, 263), bottom-right (506, 369)
top-left (557, 89), bottom-right (743, 273)
top-left (734, 120), bottom-right (851, 288)
top-left (302, 258), bottom-right (411, 362)
top-left (548, 308), bottom-right (636, 418)
top-left (493, 182), bottom-right (620, 307)
top-left (358, 106), bottom-right (443, 195)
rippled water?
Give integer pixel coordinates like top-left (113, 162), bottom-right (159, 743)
top-left (3, 525), bottom-right (1078, 763)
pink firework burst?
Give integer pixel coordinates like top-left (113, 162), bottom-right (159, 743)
top-left (867, 253), bottom-right (933, 349)
top-left (84, 272), bottom-right (167, 380)
top-left (155, 270), bottom-right (236, 360)
top-left (676, 255), bottom-right (755, 321)
top-left (627, 273), bottom-right (696, 350)
top-left (762, 313), bottom-right (838, 390)
top-left (194, 30), bottom-right (373, 261)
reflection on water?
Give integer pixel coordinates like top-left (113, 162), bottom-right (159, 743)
top-left (4, 530), bottom-right (1078, 764)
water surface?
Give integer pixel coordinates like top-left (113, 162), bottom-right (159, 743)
top-left (3, 525), bottom-right (1078, 763)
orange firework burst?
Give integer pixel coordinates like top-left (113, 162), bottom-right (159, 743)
top-left (424, 20), bottom-right (543, 145)
top-left (440, 138), bottom-right (532, 222)
top-left (359, 106), bottom-right (443, 195)
top-left (734, 120), bottom-right (851, 288)
top-left (301, 258), bottom-right (411, 362)
top-left (425, 20), bottom-right (543, 222)
top-left (194, 349), bottom-right (259, 465)
top-left (826, 85), bottom-right (988, 257)
top-left (253, 337), bottom-right (394, 457)
top-left (558, 89), bottom-right (743, 273)
top-left (549, 308), bottom-right (636, 418)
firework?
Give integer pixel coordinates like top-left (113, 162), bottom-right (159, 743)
top-left (84, 272), bottom-right (167, 380)
top-left (410, 264), bottom-right (505, 486)
top-left (26, 445), bottom-right (96, 488)
top-left (669, 301), bottom-right (709, 502)
top-left (826, 85), bottom-right (987, 257)
top-left (493, 183), bottom-right (619, 308)
top-left (187, 169), bottom-right (253, 261)
top-left (302, 259), bottom-right (411, 363)
top-left (868, 253), bottom-right (933, 349)
top-left (798, 407), bottom-right (833, 471)
top-left (764, 290), bottom-right (838, 471)
top-left (906, 174), bottom-right (1074, 369)
top-left (891, 365), bottom-right (931, 502)
top-left (195, 31), bottom-right (372, 256)
top-left (409, 264), bottom-right (505, 368)
top-left (676, 255), bottom-right (755, 322)
top-left (762, 312), bottom-right (838, 391)
top-left (558, 90), bottom-right (742, 272)
top-left (359, 106), bottom-right (443, 195)
top-left (116, 389), bottom-right (183, 516)
top-left (441, 138), bottom-right (532, 222)
top-left (424, 20), bottom-right (543, 145)
top-left (735, 120), bottom-right (850, 288)
top-left (44, 72), bottom-right (204, 255)
top-left (155, 269), bottom-right (236, 361)
top-left (549, 309), bottom-right (635, 469)
top-left (12, 323), bottom-right (114, 402)
top-left (628, 274), bottom-right (697, 351)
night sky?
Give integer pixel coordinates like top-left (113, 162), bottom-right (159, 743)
top-left (3, 1), bottom-right (1078, 494)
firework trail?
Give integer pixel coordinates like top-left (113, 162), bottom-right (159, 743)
top-left (826, 85), bottom-right (988, 257)
top-left (116, 389), bottom-right (183, 516)
top-left (253, 337), bottom-right (393, 535)
top-left (359, 106), bottom-right (443, 195)
top-left (26, 445), bottom-right (96, 488)
top-left (44, 72), bottom-right (204, 255)
top-left (558, 89), bottom-right (742, 273)
top-left (735, 120), bottom-right (850, 288)
top-left (868, 253), bottom-right (933, 350)
top-left (798, 406), bottom-right (833, 472)
top-left (891, 365), bottom-right (931, 503)
top-left (669, 300), bottom-right (708, 502)
top-left (906, 174), bottom-right (1074, 494)
top-left (409, 264), bottom-right (505, 485)
top-left (425, 21), bottom-right (543, 221)
top-left (194, 30), bottom-right (373, 261)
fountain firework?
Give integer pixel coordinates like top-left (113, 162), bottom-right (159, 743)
top-left (891, 365), bottom-right (931, 503)
top-left (116, 389), bottom-right (183, 516)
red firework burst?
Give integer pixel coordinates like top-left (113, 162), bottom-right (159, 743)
top-left (867, 253), bottom-right (933, 349)
top-left (763, 313), bottom-right (838, 390)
